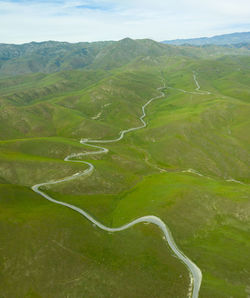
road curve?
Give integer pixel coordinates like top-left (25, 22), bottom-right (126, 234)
top-left (32, 80), bottom-right (202, 297)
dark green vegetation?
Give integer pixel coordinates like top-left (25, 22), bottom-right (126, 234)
top-left (162, 31), bottom-right (250, 46)
top-left (0, 38), bottom-right (249, 297)
top-left (1, 37), bottom-right (250, 77)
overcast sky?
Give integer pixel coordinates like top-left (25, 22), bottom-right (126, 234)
top-left (0, 0), bottom-right (250, 44)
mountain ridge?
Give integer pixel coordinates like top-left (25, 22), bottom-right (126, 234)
top-left (162, 31), bottom-right (250, 45)
top-left (1, 36), bottom-right (250, 77)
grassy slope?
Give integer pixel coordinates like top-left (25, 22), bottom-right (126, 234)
top-left (0, 40), bottom-right (113, 77)
top-left (0, 66), bottom-right (162, 140)
top-left (0, 54), bottom-right (249, 297)
top-left (1, 38), bottom-right (249, 77)
top-left (0, 185), bottom-right (189, 298)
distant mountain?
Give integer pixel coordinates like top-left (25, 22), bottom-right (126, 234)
top-left (0, 37), bottom-right (250, 77)
top-left (90, 38), bottom-right (181, 69)
top-left (0, 38), bottom-right (186, 76)
top-left (162, 32), bottom-right (250, 46)
top-left (0, 40), bottom-right (113, 77)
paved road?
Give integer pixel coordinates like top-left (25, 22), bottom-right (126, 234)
top-left (32, 78), bottom-right (203, 298)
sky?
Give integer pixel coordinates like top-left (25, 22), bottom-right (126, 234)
top-left (0, 0), bottom-right (250, 44)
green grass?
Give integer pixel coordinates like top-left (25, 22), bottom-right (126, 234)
top-left (0, 67), bottom-right (163, 140)
top-left (0, 53), bottom-right (249, 297)
top-left (0, 184), bottom-right (189, 298)
top-left (44, 171), bottom-right (250, 298)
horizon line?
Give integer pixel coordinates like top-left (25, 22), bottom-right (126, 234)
top-left (1, 30), bottom-right (249, 46)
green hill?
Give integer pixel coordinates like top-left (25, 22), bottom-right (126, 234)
top-left (0, 39), bottom-right (249, 297)
top-left (1, 38), bottom-right (249, 77)
top-left (0, 40), bottom-right (112, 76)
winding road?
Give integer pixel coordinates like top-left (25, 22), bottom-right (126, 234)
top-left (32, 75), bottom-right (206, 298)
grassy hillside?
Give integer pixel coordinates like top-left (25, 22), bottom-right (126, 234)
top-left (0, 38), bottom-right (249, 77)
top-left (0, 46), bottom-right (249, 297)
top-left (0, 40), bottom-right (112, 76)
top-left (0, 65), bottom-right (163, 140)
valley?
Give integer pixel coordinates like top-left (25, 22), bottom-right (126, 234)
top-left (0, 39), bottom-right (249, 298)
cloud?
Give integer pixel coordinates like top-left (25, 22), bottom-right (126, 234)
top-left (0, 0), bottom-right (249, 43)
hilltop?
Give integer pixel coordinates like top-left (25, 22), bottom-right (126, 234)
top-left (0, 37), bottom-right (249, 77)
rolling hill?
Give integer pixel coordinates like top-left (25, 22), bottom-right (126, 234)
top-left (0, 38), bottom-right (249, 298)
top-left (0, 37), bottom-right (250, 77)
